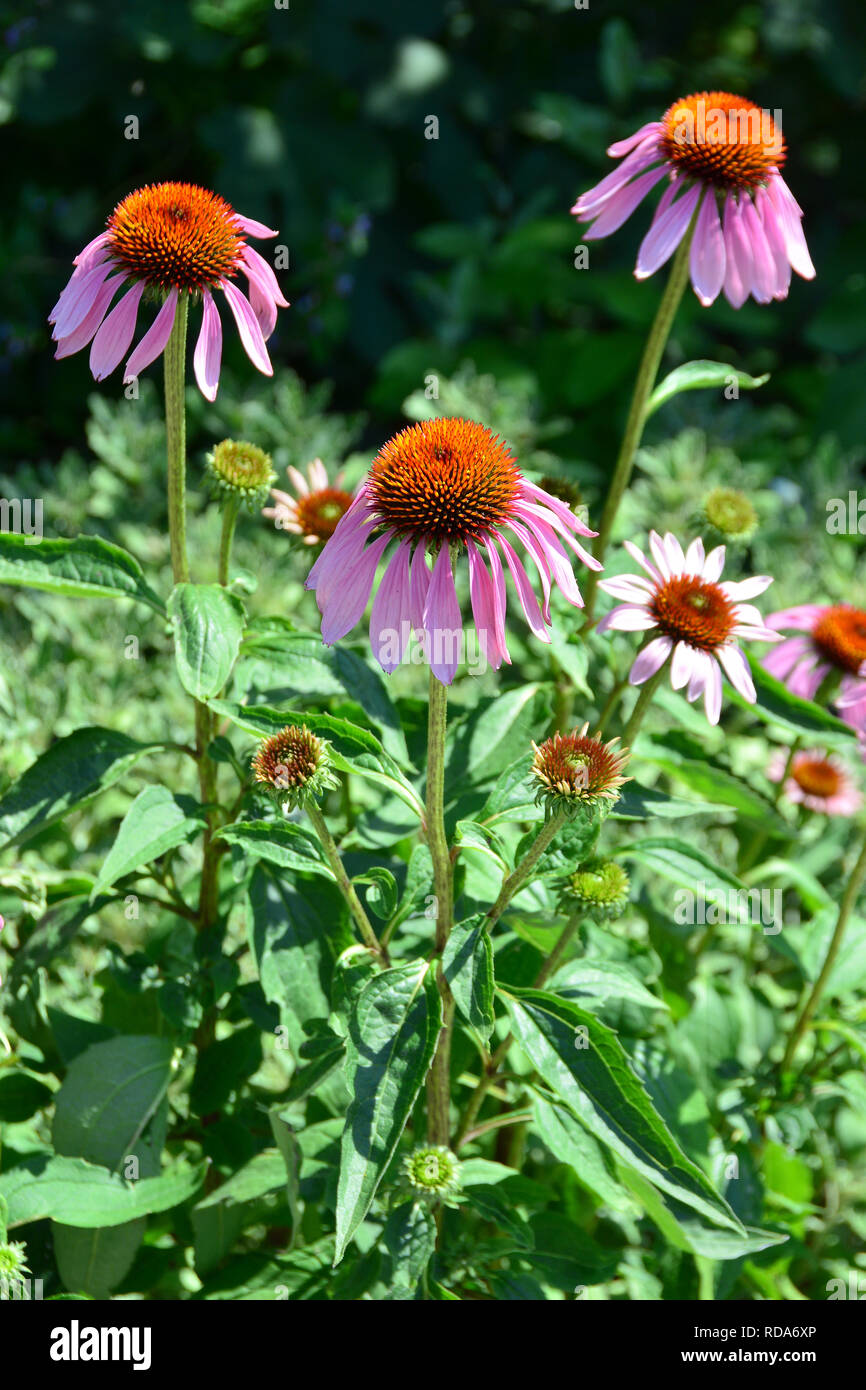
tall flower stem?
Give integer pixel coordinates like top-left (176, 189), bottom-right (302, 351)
top-left (306, 800), bottom-right (386, 963)
top-left (485, 809), bottom-right (569, 930)
top-left (164, 296), bottom-right (190, 586)
top-left (621, 663), bottom-right (668, 747)
top-left (218, 498), bottom-right (240, 587)
top-left (582, 225), bottom-right (696, 622)
top-left (780, 828), bottom-right (866, 1076)
top-left (425, 671), bottom-right (455, 1146)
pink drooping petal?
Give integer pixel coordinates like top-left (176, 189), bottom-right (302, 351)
top-left (689, 191), bottom-right (726, 306)
top-left (582, 165), bottom-right (669, 240)
top-left (703, 658), bottom-right (723, 725)
top-left (246, 274), bottom-right (278, 340)
top-left (513, 499), bottom-right (601, 573)
top-left (54, 272), bottom-right (125, 358)
top-left (305, 490), bottom-right (372, 589)
top-left (424, 545), bottom-right (463, 686)
top-left (482, 537), bottom-right (511, 665)
top-left (766, 605), bottom-right (824, 632)
top-left (572, 137), bottom-right (662, 218)
top-left (193, 289), bottom-right (223, 402)
top-left (717, 642), bottom-right (756, 702)
top-left (763, 635), bottom-right (811, 680)
top-left (648, 531), bottom-right (673, 580)
top-left (685, 648), bottom-right (710, 704)
top-left (670, 640), bottom-right (698, 690)
top-left (369, 539), bottom-right (412, 674)
top-left (756, 188), bottom-right (792, 300)
top-left (505, 517), bottom-right (553, 620)
top-left (596, 605), bottom-right (657, 633)
top-left (722, 195), bottom-right (753, 309)
top-left (409, 542), bottom-right (431, 634)
top-left (123, 289), bottom-right (178, 381)
top-left (629, 635), bottom-right (672, 685)
top-left (520, 481), bottom-right (597, 539)
top-left (89, 281), bottom-right (145, 381)
top-left (311, 511), bottom-right (377, 612)
top-left (73, 231), bottom-right (112, 267)
top-left (740, 196), bottom-right (776, 304)
top-left (766, 174), bottom-right (815, 280)
top-left (233, 214), bottom-right (278, 239)
top-left (467, 540), bottom-right (507, 670)
top-left (635, 183), bottom-right (701, 280)
top-left (287, 466), bottom-right (310, 496)
top-left (240, 244), bottom-right (289, 307)
top-left (607, 122), bottom-right (663, 158)
top-left (50, 259), bottom-right (119, 337)
top-left (510, 509), bottom-right (582, 610)
top-left (499, 534), bottom-right (549, 642)
top-left (220, 279), bottom-right (273, 375)
top-left (320, 532), bottom-right (392, 645)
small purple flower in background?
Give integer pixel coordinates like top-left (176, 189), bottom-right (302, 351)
top-left (764, 604), bottom-right (866, 733)
top-left (597, 531), bottom-right (780, 725)
top-left (305, 417), bottom-right (601, 684)
top-left (263, 458), bottom-right (355, 546)
top-left (768, 749), bottom-right (862, 817)
top-left (572, 91), bottom-right (814, 307)
top-left (49, 181), bottom-right (289, 400)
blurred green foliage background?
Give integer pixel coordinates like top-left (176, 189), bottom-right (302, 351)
top-left (2, 0), bottom-right (865, 475)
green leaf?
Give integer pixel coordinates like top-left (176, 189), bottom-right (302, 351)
top-left (501, 987), bottom-right (744, 1233)
top-left (211, 701), bottom-right (425, 818)
top-left (645, 360), bottom-right (769, 419)
top-left (0, 727), bottom-right (162, 850)
top-left (216, 820), bottom-right (334, 879)
top-left (531, 1093), bottom-right (637, 1212)
top-left (729, 655), bottom-right (858, 743)
top-left (0, 1154), bottom-right (205, 1228)
top-left (616, 1163), bottom-right (787, 1259)
top-left (335, 961), bottom-right (441, 1263)
top-left (191, 1149), bottom-right (290, 1275)
top-left (167, 582), bottom-right (246, 700)
top-left (383, 1201), bottom-right (437, 1294)
top-left (351, 867), bottom-right (398, 919)
top-left (611, 781), bottom-right (735, 822)
top-left (442, 915), bottom-right (495, 1044)
top-left (0, 1069), bottom-right (55, 1123)
top-left (92, 786), bottom-right (206, 896)
top-left (548, 959), bottom-right (667, 1012)
top-left (638, 747), bottom-right (790, 833)
top-left (462, 684), bottom-right (553, 785)
top-left (0, 533), bottom-right (164, 613)
top-left (615, 836), bottom-right (746, 901)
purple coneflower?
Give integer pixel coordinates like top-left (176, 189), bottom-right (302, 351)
top-left (768, 748), bottom-right (862, 817)
top-left (597, 531), bottom-right (780, 725)
top-left (263, 458), bottom-right (355, 545)
top-left (305, 417), bottom-right (600, 684)
top-left (764, 605), bottom-right (866, 726)
top-left (49, 181), bottom-right (288, 400)
top-left (572, 91), bottom-right (814, 307)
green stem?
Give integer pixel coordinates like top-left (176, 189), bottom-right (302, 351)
top-left (164, 295), bottom-right (190, 585)
top-left (485, 808), bottom-right (569, 931)
top-left (218, 498), bottom-right (240, 587)
top-left (738, 740), bottom-right (800, 877)
top-left (583, 224), bottom-right (696, 621)
top-left (306, 800), bottom-right (386, 962)
top-left (780, 828), bottom-right (866, 1076)
top-left (425, 670), bottom-right (455, 1146)
top-left (620, 662), bottom-right (668, 748)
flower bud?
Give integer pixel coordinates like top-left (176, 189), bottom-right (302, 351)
top-left (251, 724), bottom-right (338, 808)
top-left (561, 858), bottom-right (631, 921)
top-left (206, 438), bottom-right (276, 511)
top-left (531, 724), bottom-right (629, 820)
top-left (698, 486), bottom-right (758, 546)
top-left (402, 1145), bottom-right (461, 1204)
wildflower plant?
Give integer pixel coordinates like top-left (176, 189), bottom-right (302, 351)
top-left (0, 63), bottom-right (863, 1315)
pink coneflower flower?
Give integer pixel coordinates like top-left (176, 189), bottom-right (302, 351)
top-left (764, 605), bottom-right (866, 726)
top-left (768, 748), bottom-right (862, 817)
top-left (263, 458), bottom-right (355, 545)
top-left (49, 181), bottom-right (288, 400)
top-left (572, 91), bottom-right (814, 307)
top-left (596, 531), bottom-right (780, 725)
top-left (304, 417), bottom-right (601, 685)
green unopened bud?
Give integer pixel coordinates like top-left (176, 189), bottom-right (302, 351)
top-left (699, 486), bottom-right (757, 546)
top-left (402, 1146), bottom-right (461, 1204)
top-left (562, 858), bottom-right (630, 921)
top-left (0, 1240), bottom-right (30, 1283)
top-left (206, 439), bottom-right (276, 511)
top-left (251, 724), bottom-right (339, 809)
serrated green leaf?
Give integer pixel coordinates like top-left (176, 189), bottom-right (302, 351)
top-left (167, 582), bottom-right (246, 700)
top-left (615, 836), bottom-right (745, 901)
top-left (335, 961), bottom-right (441, 1263)
top-left (0, 533), bottom-right (164, 613)
top-left (92, 786), bottom-right (206, 896)
top-left (216, 819), bottom-right (335, 879)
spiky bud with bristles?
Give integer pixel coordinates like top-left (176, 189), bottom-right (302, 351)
top-left (0, 1240), bottom-right (30, 1285)
top-left (697, 486), bottom-right (758, 547)
top-left (401, 1146), bottom-right (461, 1205)
top-left (250, 724), bottom-right (338, 809)
top-left (531, 724), bottom-right (630, 820)
top-left (561, 858), bottom-right (631, 921)
top-left (206, 439), bottom-right (276, 511)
